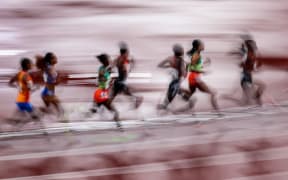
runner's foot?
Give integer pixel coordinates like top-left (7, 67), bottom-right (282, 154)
top-left (157, 103), bottom-right (168, 110)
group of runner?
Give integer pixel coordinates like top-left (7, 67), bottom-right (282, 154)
top-left (8, 37), bottom-right (265, 130)
top-left (157, 40), bottom-right (219, 113)
top-left (90, 42), bottom-right (143, 130)
top-left (9, 52), bottom-right (63, 121)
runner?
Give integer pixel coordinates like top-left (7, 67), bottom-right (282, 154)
top-left (110, 41), bottom-right (143, 108)
top-left (36, 52), bottom-right (65, 121)
top-left (157, 44), bottom-right (187, 109)
top-left (90, 53), bottom-right (122, 130)
top-left (184, 39), bottom-right (220, 112)
top-left (240, 39), bottom-right (265, 105)
top-left (9, 58), bottom-right (39, 121)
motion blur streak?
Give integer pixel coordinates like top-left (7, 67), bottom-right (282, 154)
top-left (0, 0), bottom-right (287, 180)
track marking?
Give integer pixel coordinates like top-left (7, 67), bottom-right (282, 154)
top-left (1, 124), bottom-right (288, 161)
top-left (226, 171), bottom-right (288, 180)
top-left (4, 147), bottom-right (288, 180)
top-left (0, 102), bottom-right (287, 139)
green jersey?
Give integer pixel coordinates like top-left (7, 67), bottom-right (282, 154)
top-left (187, 53), bottom-right (203, 72)
top-left (98, 66), bottom-right (111, 89)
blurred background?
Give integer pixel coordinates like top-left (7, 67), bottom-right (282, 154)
top-left (0, 0), bottom-right (288, 179)
top-left (0, 0), bottom-right (287, 118)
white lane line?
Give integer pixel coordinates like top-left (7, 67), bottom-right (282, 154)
top-left (4, 146), bottom-right (288, 180)
top-left (0, 68), bottom-right (17, 75)
top-left (226, 171), bottom-right (288, 180)
top-left (0, 103), bottom-right (287, 139)
top-left (68, 73), bottom-right (152, 79)
top-left (1, 124), bottom-right (288, 161)
top-left (1, 104), bottom-right (287, 140)
top-left (68, 73), bottom-right (153, 83)
top-left (0, 50), bottom-right (27, 56)
top-left (0, 127), bottom-right (71, 139)
top-left (148, 102), bottom-right (288, 122)
top-left (147, 105), bottom-right (286, 123)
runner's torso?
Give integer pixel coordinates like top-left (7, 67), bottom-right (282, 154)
top-left (43, 65), bottom-right (58, 92)
top-left (98, 65), bottom-right (111, 89)
top-left (116, 55), bottom-right (130, 81)
top-left (168, 56), bottom-right (184, 79)
top-left (187, 53), bottom-right (203, 73)
top-left (241, 40), bottom-right (258, 74)
top-left (242, 58), bottom-right (256, 74)
top-left (16, 71), bottom-right (32, 102)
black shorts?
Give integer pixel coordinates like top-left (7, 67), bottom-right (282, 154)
top-left (112, 79), bottom-right (129, 96)
top-left (241, 72), bottom-right (253, 87)
top-left (167, 79), bottom-right (180, 102)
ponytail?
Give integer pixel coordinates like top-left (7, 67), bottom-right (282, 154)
top-left (187, 39), bottom-right (201, 56)
top-left (35, 55), bottom-right (45, 71)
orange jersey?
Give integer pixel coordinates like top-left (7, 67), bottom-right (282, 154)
top-left (16, 71), bottom-right (33, 103)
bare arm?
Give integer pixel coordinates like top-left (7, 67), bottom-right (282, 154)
top-left (180, 60), bottom-right (187, 78)
top-left (203, 57), bottom-right (211, 67)
top-left (24, 73), bottom-right (40, 92)
top-left (98, 68), bottom-right (106, 82)
top-left (9, 74), bottom-right (18, 88)
top-left (158, 58), bottom-right (171, 68)
top-left (110, 58), bottom-right (118, 70)
top-left (191, 53), bottom-right (200, 66)
top-left (129, 57), bottom-right (135, 72)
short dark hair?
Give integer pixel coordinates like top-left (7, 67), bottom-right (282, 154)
top-left (20, 58), bottom-right (32, 71)
top-left (173, 44), bottom-right (184, 57)
top-left (187, 39), bottom-right (202, 56)
top-left (96, 53), bottom-right (109, 65)
top-left (120, 48), bottom-right (128, 55)
top-left (245, 40), bottom-right (257, 51)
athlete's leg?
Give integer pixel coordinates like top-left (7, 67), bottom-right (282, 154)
top-left (90, 102), bottom-right (98, 113)
top-left (110, 79), bottom-right (122, 101)
top-left (197, 81), bottom-right (219, 111)
top-left (120, 82), bottom-right (143, 109)
top-left (253, 79), bottom-right (266, 106)
top-left (50, 95), bottom-right (66, 121)
top-left (104, 100), bottom-right (122, 130)
top-left (41, 88), bottom-right (52, 113)
top-left (15, 103), bottom-right (29, 121)
top-left (17, 102), bottom-right (39, 120)
top-left (158, 79), bottom-right (179, 109)
top-left (241, 80), bottom-right (253, 105)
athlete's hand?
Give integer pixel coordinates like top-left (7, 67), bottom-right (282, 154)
top-left (204, 58), bottom-right (211, 66)
top-left (31, 84), bottom-right (41, 93)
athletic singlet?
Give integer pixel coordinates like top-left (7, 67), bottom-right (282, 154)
top-left (242, 54), bottom-right (257, 74)
top-left (16, 71), bottom-right (33, 103)
top-left (43, 65), bottom-right (58, 84)
top-left (187, 53), bottom-right (203, 86)
top-left (241, 39), bottom-right (258, 74)
top-left (187, 53), bottom-right (203, 72)
top-left (169, 56), bottom-right (184, 79)
top-left (116, 55), bottom-right (130, 81)
top-left (98, 66), bottom-right (111, 89)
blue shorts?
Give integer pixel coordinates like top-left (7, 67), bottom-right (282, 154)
top-left (41, 87), bottom-right (55, 97)
top-left (16, 102), bottom-right (33, 113)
